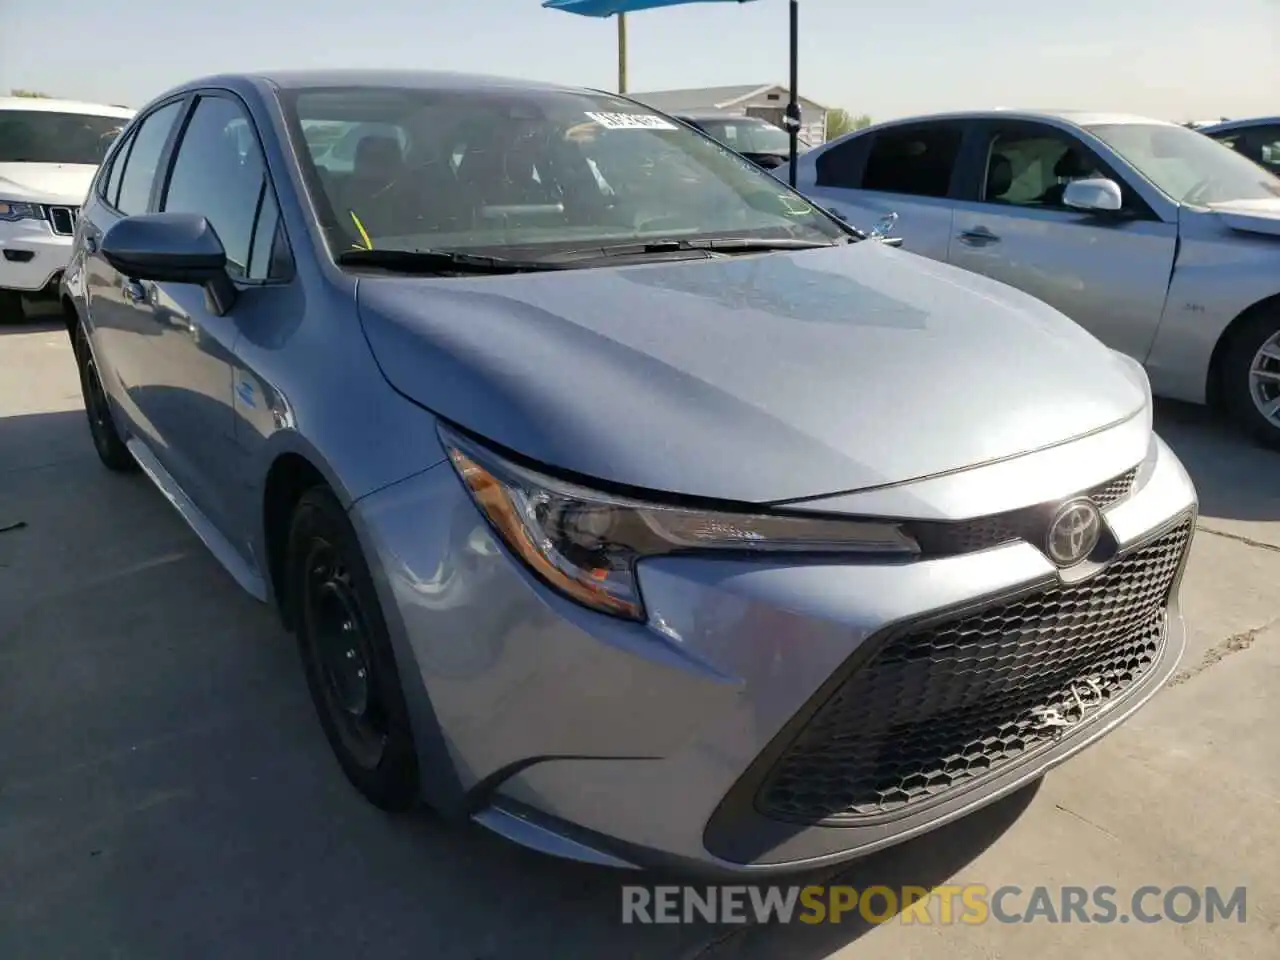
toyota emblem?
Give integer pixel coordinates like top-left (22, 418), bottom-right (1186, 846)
top-left (1045, 498), bottom-right (1102, 567)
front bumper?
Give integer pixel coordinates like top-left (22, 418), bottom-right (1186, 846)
top-left (351, 423), bottom-right (1196, 875)
top-left (0, 216), bottom-right (73, 293)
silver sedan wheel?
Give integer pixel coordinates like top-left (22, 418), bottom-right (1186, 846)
top-left (1248, 331), bottom-right (1280, 425)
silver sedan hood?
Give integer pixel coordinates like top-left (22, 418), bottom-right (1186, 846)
top-left (358, 242), bottom-right (1147, 503)
top-left (1206, 197), bottom-right (1280, 238)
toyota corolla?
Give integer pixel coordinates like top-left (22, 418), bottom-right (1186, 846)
top-left (61, 70), bottom-right (1197, 874)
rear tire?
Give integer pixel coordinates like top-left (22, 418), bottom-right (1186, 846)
top-left (0, 290), bottom-right (25, 324)
top-left (72, 323), bottom-right (137, 472)
top-left (288, 486), bottom-right (420, 811)
top-left (1220, 307), bottom-right (1280, 451)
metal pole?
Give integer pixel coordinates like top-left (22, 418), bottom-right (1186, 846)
top-left (617, 13), bottom-right (628, 94)
top-left (786, 0), bottom-right (799, 187)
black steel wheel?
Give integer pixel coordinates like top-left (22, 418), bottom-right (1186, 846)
top-left (288, 487), bottom-right (419, 810)
top-left (73, 323), bottom-right (136, 472)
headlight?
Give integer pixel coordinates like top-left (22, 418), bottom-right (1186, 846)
top-left (441, 425), bottom-right (920, 621)
top-left (0, 200), bottom-right (44, 223)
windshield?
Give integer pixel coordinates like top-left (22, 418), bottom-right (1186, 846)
top-left (1087, 122), bottom-right (1280, 206)
top-left (282, 86), bottom-right (845, 260)
top-left (693, 118), bottom-right (800, 155)
top-left (0, 110), bottom-right (129, 164)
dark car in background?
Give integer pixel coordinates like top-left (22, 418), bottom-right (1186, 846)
top-left (1198, 116), bottom-right (1280, 176)
top-left (674, 111), bottom-right (809, 170)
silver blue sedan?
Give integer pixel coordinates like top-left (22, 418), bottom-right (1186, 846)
top-left (783, 111), bottom-right (1280, 449)
top-left (61, 72), bottom-right (1196, 874)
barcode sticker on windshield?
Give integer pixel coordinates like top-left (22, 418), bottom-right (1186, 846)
top-left (585, 112), bottom-right (678, 131)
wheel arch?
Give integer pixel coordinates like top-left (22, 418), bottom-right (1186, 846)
top-left (262, 450), bottom-right (329, 631)
top-left (1207, 291), bottom-right (1280, 410)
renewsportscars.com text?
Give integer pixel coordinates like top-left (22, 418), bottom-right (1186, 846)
top-left (621, 884), bottom-right (1247, 926)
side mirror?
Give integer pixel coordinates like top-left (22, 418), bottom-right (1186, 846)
top-left (1063, 177), bottom-right (1123, 214)
top-left (100, 213), bottom-right (236, 315)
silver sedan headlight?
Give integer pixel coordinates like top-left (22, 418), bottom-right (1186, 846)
top-left (440, 424), bottom-right (920, 621)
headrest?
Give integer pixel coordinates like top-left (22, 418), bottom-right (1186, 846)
top-left (353, 136), bottom-right (403, 173)
top-left (1054, 148), bottom-right (1092, 179)
top-left (986, 153), bottom-right (1014, 198)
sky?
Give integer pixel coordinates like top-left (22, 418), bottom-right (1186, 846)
top-left (2, 0), bottom-right (1277, 123)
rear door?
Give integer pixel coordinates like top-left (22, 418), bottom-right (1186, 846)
top-left (801, 121), bottom-right (968, 261)
top-left (80, 97), bottom-right (187, 440)
top-left (947, 120), bottom-right (1178, 362)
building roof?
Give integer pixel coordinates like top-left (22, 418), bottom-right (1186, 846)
top-left (631, 84), bottom-right (827, 113)
top-left (0, 96), bottom-right (134, 118)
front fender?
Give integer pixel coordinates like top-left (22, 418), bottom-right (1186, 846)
top-left (1146, 210), bottom-right (1280, 403)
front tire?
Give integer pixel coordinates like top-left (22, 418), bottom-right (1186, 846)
top-left (72, 323), bottom-right (137, 472)
top-left (1220, 307), bottom-right (1280, 451)
top-left (287, 487), bottom-right (420, 811)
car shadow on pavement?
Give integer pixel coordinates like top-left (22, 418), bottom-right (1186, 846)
top-left (1153, 399), bottom-right (1280, 524)
top-left (0, 406), bottom-right (1042, 959)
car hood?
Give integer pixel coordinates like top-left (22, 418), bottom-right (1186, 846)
top-left (0, 162), bottom-right (96, 205)
top-left (1206, 197), bottom-right (1280, 238)
top-left (358, 242), bottom-right (1147, 504)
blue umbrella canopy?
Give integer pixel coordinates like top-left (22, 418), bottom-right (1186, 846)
top-left (542, 0), bottom-right (758, 15)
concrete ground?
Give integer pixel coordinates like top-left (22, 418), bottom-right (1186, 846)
top-left (1, 311), bottom-right (1277, 959)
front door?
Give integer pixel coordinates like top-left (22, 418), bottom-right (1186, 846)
top-left (128, 91), bottom-right (287, 541)
top-left (947, 120), bottom-right (1178, 363)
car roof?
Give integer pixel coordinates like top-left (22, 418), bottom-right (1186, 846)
top-left (853, 108), bottom-right (1172, 131)
top-left (190, 68), bottom-right (591, 96)
top-left (0, 96), bottom-right (134, 118)
top-left (1198, 116), bottom-right (1280, 134)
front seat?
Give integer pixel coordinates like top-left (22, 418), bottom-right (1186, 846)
top-left (341, 135), bottom-right (412, 240)
top-left (985, 153), bottom-right (1014, 201)
top-left (1037, 148), bottom-right (1097, 207)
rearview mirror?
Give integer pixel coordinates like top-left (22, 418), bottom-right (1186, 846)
top-left (100, 213), bottom-right (236, 315)
top-left (1063, 178), bottom-right (1123, 214)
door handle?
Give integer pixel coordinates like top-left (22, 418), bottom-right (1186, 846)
top-left (958, 228), bottom-right (1000, 246)
top-left (122, 279), bottom-right (147, 304)
top-left (84, 235), bottom-right (98, 253)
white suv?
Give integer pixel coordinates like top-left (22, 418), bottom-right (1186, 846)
top-left (0, 96), bottom-right (134, 322)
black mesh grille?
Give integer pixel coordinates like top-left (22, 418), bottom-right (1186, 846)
top-left (910, 466), bottom-right (1138, 557)
top-left (756, 517), bottom-right (1191, 825)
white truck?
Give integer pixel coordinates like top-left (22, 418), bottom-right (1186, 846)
top-left (0, 96), bottom-right (134, 322)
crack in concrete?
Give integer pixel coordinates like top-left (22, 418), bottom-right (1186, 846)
top-left (1167, 621), bottom-right (1274, 687)
top-left (1195, 523), bottom-right (1280, 554)
top-left (1052, 802), bottom-right (1120, 840)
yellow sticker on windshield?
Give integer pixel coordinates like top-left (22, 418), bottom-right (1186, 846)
top-left (585, 111), bottom-right (678, 131)
top-left (778, 195), bottom-right (815, 216)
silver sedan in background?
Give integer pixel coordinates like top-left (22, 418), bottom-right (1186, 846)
top-left (783, 111), bottom-right (1280, 449)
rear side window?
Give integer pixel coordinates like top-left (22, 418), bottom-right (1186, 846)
top-left (814, 137), bottom-right (867, 188)
top-left (114, 101), bottom-right (183, 215)
top-left (863, 125), bottom-right (963, 198)
top-left (101, 128), bottom-right (135, 206)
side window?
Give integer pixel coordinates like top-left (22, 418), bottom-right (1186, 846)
top-left (101, 128), bottom-right (135, 206)
top-left (1249, 126), bottom-right (1280, 172)
top-left (814, 137), bottom-right (867, 189)
top-left (862, 126), bottom-right (963, 198)
top-left (162, 95), bottom-right (279, 280)
top-left (115, 101), bottom-right (183, 215)
top-left (979, 127), bottom-right (1107, 208)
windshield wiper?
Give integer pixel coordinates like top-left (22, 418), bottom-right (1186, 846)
top-left (541, 236), bottom-right (847, 262)
top-left (337, 248), bottom-right (568, 274)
